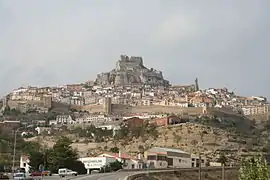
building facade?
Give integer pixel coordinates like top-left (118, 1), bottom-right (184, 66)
top-left (145, 147), bottom-right (206, 168)
top-left (79, 156), bottom-right (116, 174)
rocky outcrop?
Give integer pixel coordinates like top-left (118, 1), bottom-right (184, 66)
top-left (95, 55), bottom-right (170, 86)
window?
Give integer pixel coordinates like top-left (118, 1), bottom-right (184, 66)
top-left (131, 164), bottom-right (135, 169)
top-left (179, 159), bottom-right (182, 163)
top-left (23, 163), bottom-right (26, 167)
top-left (147, 155), bottom-right (156, 160)
top-left (167, 158), bottom-right (173, 166)
top-left (157, 155), bottom-right (167, 161)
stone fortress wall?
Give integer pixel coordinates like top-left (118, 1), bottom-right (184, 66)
top-left (71, 97), bottom-right (240, 116)
top-left (7, 96), bottom-right (52, 110)
top-left (72, 103), bottom-right (206, 115)
top-left (95, 55), bottom-right (170, 87)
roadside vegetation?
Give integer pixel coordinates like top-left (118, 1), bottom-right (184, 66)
top-left (239, 155), bottom-right (270, 180)
top-left (28, 136), bottom-right (86, 174)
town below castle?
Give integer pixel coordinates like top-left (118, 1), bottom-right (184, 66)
top-left (0, 55), bottom-right (268, 121)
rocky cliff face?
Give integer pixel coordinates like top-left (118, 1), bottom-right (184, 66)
top-left (95, 55), bottom-right (170, 86)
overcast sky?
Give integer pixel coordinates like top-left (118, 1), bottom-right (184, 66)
top-left (0, 0), bottom-right (269, 98)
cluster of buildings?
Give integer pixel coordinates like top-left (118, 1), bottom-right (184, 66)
top-left (20, 147), bottom-right (210, 174)
top-left (0, 54), bottom-right (269, 128)
top-left (2, 82), bottom-right (268, 117)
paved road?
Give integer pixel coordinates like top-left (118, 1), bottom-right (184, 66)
top-left (28, 174), bottom-right (89, 180)
top-left (32, 172), bottom-right (134, 180)
top-left (69, 172), bottom-right (132, 180)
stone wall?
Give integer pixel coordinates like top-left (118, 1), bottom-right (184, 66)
top-left (79, 104), bottom-right (104, 113)
top-left (8, 100), bottom-right (42, 108)
top-left (81, 103), bottom-right (205, 115)
top-left (208, 107), bottom-right (243, 117)
top-left (127, 168), bottom-right (239, 180)
top-left (111, 104), bottom-right (132, 113)
top-left (131, 106), bottom-right (204, 114)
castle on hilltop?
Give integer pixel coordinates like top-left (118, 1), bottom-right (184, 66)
top-left (95, 55), bottom-right (170, 87)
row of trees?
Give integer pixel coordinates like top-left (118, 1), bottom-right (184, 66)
top-left (28, 136), bottom-right (86, 174)
top-left (28, 136), bottom-right (124, 174)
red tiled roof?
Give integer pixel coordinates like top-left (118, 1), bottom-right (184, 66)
top-left (99, 152), bottom-right (139, 160)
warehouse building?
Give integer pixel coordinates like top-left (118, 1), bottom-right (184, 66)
top-left (145, 147), bottom-right (206, 168)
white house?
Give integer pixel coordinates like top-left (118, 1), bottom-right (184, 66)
top-left (49, 115), bottom-right (75, 126)
top-left (20, 156), bottom-right (31, 173)
top-left (98, 152), bottom-right (144, 170)
top-left (75, 115), bottom-right (122, 124)
top-left (34, 127), bottom-right (51, 135)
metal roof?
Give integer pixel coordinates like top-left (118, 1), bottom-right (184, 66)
top-left (149, 147), bottom-right (190, 155)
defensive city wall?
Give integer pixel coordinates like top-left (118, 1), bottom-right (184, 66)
top-left (71, 98), bottom-right (240, 117)
top-left (71, 103), bottom-right (207, 115)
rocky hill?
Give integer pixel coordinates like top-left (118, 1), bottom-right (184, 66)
top-left (95, 55), bottom-right (170, 86)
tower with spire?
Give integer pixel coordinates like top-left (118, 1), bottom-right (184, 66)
top-left (195, 78), bottom-right (199, 91)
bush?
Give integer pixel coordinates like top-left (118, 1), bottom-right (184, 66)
top-left (109, 161), bottom-right (123, 171)
top-left (239, 155), bottom-right (270, 180)
top-left (110, 147), bottom-right (119, 153)
top-left (72, 161), bottom-right (87, 174)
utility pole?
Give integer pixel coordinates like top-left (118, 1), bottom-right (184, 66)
top-left (12, 130), bottom-right (17, 172)
top-left (198, 152), bottom-right (201, 180)
top-left (12, 127), bottom-right (23, 172)
top-left (222, 163), bottom-right (225, 180)
top-left (12, 126), bottom-right (31, 173)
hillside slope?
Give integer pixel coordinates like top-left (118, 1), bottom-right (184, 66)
top-left (26, 117), bottom-right (266, 164)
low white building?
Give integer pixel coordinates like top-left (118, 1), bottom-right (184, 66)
top-left (49, 115), bottom-right (75, 126)
top-left (75, 115), bottom-right (122, 124)
top-left (98, 152), bottom-right (144, 170)
top-left (79, 156), bottom-right (116, 174)
top-left (145, 147), bottom-right (206, 168)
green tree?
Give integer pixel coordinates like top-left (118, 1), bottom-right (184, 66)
top-left (114, 124), bottom-right (129, 139)
top-left (138, 145), bottom-right (145, 154)
top-left (217, 152), bottom-right (227, 166)
top-left (0, 154), bottom-right (12, 167)
top-left (110, 147), bottom-right (119, 153)
top-left (174, 135), bottom-right (182, 146)
top-left (239, 155), bottom-right (270, 180)
top-left (47, 136), bottom-right (81, 173)
top-left (109, 160), bottom-right (123, 171)
top-left (17, 141), bottom-right (41, 154)
top-left (145, 123), bottom-right (158, 138)
top-left (28, 151), bottom-right (45, 171)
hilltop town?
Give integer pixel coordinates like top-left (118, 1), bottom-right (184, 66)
top-left (0, 55), bottom-right (269, 165)
top-left (1, 55), bottom-right (268, 117)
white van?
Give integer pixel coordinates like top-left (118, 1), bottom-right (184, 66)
top-left (58, 168), bottom-right (78, 177)
top-left (13, 172), bottom-right (26, 180)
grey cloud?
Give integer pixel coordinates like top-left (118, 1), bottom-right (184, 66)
top-left (0, 0), bottom-right (269, 98)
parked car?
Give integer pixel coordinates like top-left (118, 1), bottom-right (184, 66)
top-left (13, 173), bottom-right (26, 180)
top-left (15, 168), bottom-right (26, 173)
top-left (30, 171), bottom-right (43, 177)
top-left (58, 168), bottom-right (78, 177)
top-left (0, 173), bottom-right (9, 179)
top-left (91, 170), bottom-right (100, 174)
top-left (41, 170), bottom-right (52, 176)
